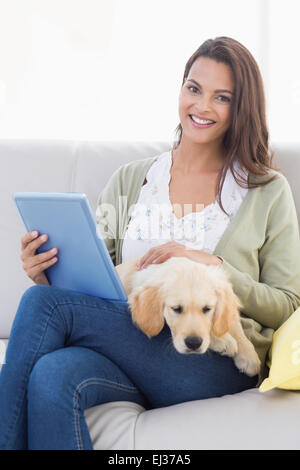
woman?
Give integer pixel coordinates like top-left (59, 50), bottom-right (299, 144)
top-left (1, 37), bottom-right (300, 450)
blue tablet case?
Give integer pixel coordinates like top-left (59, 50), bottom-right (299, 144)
top-left (13, 192), bottom-right (128, 303)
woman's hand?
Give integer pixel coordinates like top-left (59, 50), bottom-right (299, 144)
top-left (137, 241), bottom-right (223, 270)
top-left (21, 231), bottom-right (58, 285)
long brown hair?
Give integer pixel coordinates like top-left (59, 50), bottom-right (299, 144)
top-left (172, 36), bottom-right (281, 216)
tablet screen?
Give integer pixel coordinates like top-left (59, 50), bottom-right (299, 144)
top-left (13, 192), bottom-right (127, 302)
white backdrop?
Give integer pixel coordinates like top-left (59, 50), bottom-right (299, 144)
top-left (0, 0), bottom-right (299, 143)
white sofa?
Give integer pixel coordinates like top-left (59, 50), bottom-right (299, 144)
top-left (1, 139), bottom-right (300, 450)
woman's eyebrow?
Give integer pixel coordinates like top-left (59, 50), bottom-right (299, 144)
top-left (186, 78), bottom-right (234, 95)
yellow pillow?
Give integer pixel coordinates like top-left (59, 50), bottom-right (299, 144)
top-left (259, 307), bottom-right (300, 392)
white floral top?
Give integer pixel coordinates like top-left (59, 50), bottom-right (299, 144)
top-left (121, 151), bottom-right (248, 262)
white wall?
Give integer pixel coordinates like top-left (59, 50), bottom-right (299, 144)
top-left (267, 0), bottom-right (300, 143)
top-left (0, 0), bottom-right (297, 143)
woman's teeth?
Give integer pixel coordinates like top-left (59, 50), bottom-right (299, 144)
top-left (190, 115), bottom-right (215, 124)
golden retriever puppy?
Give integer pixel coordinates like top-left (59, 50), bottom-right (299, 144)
top-left (116, 256), bottom-right (260, 377)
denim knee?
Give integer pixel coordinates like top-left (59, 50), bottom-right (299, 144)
top-left (27, 347), bottom-right (144, 410)
top-left (19, 285), bottom-right (56, 316)
top-left (21, 285), bottom-right (55, 307)
top-left (10, 285), bottom-right (56, 337)
top-left (28, 350), bottom-right (74, 407)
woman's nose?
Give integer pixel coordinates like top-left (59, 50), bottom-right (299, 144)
top-left (193, 97), bottom-right (212, 113)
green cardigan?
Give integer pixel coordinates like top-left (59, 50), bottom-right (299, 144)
top-left (96, 155), bottom-right (300, 382)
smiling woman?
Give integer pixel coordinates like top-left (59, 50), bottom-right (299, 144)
top-left (175, 58), bottom-right (234, 171)
top-left (185, 77), bottom-right (233, 128)
top-left (172, 37), bottom-right (279, 217)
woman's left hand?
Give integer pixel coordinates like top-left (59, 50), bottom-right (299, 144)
top-left (137, 241), bottom-right (223, 270)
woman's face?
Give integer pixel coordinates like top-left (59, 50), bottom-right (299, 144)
top-left (178, 57), bottom-right (234, 146)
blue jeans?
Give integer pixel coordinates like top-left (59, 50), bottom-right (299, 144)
top-left (0, 285), bottom-right (257, 450)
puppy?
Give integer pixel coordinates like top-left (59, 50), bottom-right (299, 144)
top-left (116, 256), bottom-right (260, 377)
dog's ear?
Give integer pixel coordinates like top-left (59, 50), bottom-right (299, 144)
top-left (212, 281), bottom-right (242, 337)
top-left (129, 285), bottom-right (165, 338)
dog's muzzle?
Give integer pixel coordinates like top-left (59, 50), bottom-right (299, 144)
top-left (184, 336), bottom-right (203, 351)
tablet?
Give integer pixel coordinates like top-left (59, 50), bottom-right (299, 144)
top-left (13, 192), bottom-right (128, 303)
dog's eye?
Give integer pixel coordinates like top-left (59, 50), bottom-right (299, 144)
top-left (202, 306), bottom-right (211, 313)
top-left (172, 305), bottom-right (183, 314)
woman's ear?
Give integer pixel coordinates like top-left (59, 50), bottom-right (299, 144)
top-left (212, 282), bottom-right (242, 337)
top-left (128, 285), bottom-right (165, 338)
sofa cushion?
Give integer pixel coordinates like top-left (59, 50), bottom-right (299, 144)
top-left (260, 307), bottom-right (300, 392)
top-left (85, 388), bottom-right (300, 450)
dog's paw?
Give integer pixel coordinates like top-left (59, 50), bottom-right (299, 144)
top-left (234, 352), bottom-right (261, 377)
top-left (210, 333), bottom-right (238, 357)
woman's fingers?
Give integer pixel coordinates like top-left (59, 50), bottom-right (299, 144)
top-left (20, 231), bottom-right (58, 284)
top-left (25, 257), bottom-right (58, 280)
top-left (23, 247), bottom-right (58, 269)
top-left (21, 231), bottom-right (39, 251)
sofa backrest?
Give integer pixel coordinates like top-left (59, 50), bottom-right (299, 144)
top-left (0, 140), bottom-right (299, 338)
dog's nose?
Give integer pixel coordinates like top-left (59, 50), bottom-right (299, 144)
top-left (184, 336), bottom-right (203, 351)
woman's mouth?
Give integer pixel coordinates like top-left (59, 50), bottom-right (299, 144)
top-left (189, 115), bottom-right (216, 128)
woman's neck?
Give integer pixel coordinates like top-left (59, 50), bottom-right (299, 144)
top-left (172, 139), bottom-right (226, 174)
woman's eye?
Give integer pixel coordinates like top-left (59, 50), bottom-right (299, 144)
top-left (172, 305), bottom-right (183, 314)
top-left (187, 87), bottom-right (230, 103)
top-left (217, 95), bottom-right (231, 103)
top-left (187, 86), bottom-right (199, 94)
